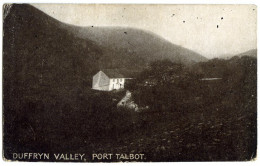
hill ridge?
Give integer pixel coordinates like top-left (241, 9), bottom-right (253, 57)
top-left (60, 24), bottom-right (207, 65)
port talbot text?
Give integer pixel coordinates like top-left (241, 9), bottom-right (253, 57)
top-left (92, 153), bottom-right (145, 160)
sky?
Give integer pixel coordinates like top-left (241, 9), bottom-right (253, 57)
top-left (32, 4), bottom-right (257, 58)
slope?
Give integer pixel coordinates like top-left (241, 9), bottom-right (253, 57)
top-left (62, 25), bottom-right (207, 66)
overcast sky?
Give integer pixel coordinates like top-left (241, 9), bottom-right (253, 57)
top-left (32, 4), bottom-right (257, 58)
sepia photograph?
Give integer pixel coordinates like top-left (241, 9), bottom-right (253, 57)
top-left (2, 2), bottom-right (257, 162)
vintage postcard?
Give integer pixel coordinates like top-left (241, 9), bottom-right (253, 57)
top-left (2, 3), bottom-right (257, 162)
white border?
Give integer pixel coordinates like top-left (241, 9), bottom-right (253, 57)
top-left (0, 0), bottom-right (259, 166)
top-left (0, 0), bottom-right (259, 4)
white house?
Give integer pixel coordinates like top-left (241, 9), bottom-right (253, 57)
top-left (92, 69), bottom-right (132, 91)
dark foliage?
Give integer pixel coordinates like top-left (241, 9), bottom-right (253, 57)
top-left (124, 57), bottom-right (257, 161)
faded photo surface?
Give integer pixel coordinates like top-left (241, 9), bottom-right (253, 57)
top-left (2, 4), bottom-right (257, 162)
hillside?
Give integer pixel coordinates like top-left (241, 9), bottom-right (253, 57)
top-left (3, 4), bottom-right (103, 101)
top-left (3, 4), bottom-right (207, 93)
top-left (219, 49), bottom-right (257, 59)
top-left (236, 49), bottom-right (257, 58)
top-left (62, 25), bottom-right (207, 65)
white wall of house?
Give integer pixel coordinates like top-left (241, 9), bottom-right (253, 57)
top-left (109, 78), bottom-right (125, 91)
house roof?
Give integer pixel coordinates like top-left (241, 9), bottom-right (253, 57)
top-left (102, 69), bottom-right (125, 78)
